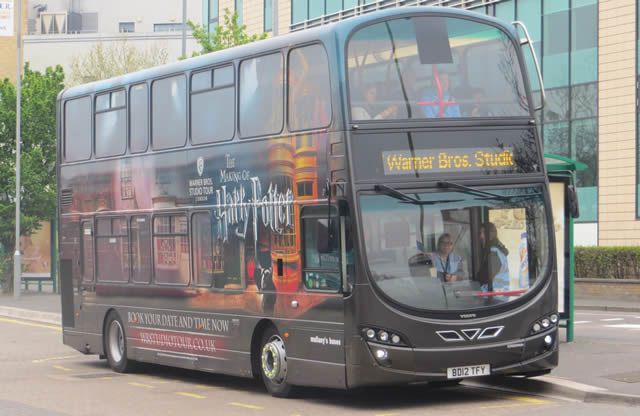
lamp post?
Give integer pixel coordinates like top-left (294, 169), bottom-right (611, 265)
top-left (14, 0), bottom-right (22, 300)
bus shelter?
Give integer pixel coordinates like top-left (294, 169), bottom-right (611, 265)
top-left (545, 154), bottom-right (586, 342)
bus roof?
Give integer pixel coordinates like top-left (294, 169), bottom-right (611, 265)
top-left (59, 6), bottom-right (518, 101)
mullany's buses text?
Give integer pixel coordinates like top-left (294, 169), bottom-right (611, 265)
top-left (382, 148), bottom-right (515, 175)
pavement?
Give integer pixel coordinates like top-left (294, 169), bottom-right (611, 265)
top-left (0, 289), bottom-right (639, 406)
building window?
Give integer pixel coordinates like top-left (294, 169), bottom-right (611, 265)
top-left (292, 0), bottom-right (371, 24)
top-left (204, 0), bottom-right (219, 34)
top-left (119, 22), bottom-right (134, 33)
top-left (264, 0), bottom-right (272, 32)
top-left (235, 0), bottom-right (243, 25)
top-left (153, 23), bottom-right (184, 32)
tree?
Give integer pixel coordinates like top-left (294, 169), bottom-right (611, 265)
top-left (69, 38), bottom-right (168, 86)
top-left (188, 8), bottom-right (267, 56)
top-left (0, 63), bottom-right (65, 292)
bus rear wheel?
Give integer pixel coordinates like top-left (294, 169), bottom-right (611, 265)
top-left (104, 311), bottom-right (135, 373)
top-left (259, 327), bottom-right (292, 397)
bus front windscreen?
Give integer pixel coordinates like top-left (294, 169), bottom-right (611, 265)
top-left (360, 185), bottom-right (550, 312)
top-left (348, 15), bottom-right (529, 120)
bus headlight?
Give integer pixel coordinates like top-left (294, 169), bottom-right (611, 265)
top-left (530, 313), bottom-right (559, 334)
top-left (544, 335), bottom-right (553, 346)
top-left (375, 348), bottom-right (388, 360)
top-left (361, 327), bottom-right (408, 347)
top-left (378, 331), bottom-right (389, 342)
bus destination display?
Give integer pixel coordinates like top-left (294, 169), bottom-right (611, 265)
top-left (382, 148), bottom-right (515, 175)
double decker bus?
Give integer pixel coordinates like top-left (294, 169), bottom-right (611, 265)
top-left (57, 6), bottom-right (557, 397)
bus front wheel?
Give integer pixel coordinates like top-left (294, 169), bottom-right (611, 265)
top-left (259, 326), bottom-right (292, 397)
top-left (104, 311), bottom-right (135, 373)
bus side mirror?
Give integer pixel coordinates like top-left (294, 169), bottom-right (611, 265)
top-left (568, 185), bottom-right (580, 219)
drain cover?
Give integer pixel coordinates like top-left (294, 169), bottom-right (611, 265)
top-left (605, 371), bottom-right (640, 384)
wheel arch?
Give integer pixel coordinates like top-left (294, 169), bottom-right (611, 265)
top-left (250, 319), bottom-right (277, 379)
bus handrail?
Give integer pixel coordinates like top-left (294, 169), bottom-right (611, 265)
top-left (512, 21), bottom-right (546, 112)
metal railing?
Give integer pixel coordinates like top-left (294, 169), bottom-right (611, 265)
top-left (290, 0), bottom-right (508, 32)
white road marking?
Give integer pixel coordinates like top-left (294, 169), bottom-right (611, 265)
top-left (604, 324), bottom-right (640, 329)
top-left (600, 318), bottom-right (625, 322)
top-left (573, 321), bottom-right (592, 324)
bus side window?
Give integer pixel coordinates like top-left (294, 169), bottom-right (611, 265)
top-left (153, 215), bottom-right (190, 285)
top-left (288, 44), bottom-right (332, 132)
top-left (301, 206), bottom-right (340, 291)
top-left (95, 217), bottom-right (129, 283)
top-left (65, 96), bottom-right (92, 162)
top-left (131, 215), bottom-right (152, 284)
top-left (95, 90), bottom-right (127, 158)
top-left (130, 83), bottom-right (149, 154)
top-left (192, 212), bottom-right (214, 287)
top-left (239, 52), bottom-right (284, 138)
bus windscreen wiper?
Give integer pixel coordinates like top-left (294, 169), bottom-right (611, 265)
top-left (437, 181), bottom-right (507, 200)
top-left (374, 184), bottom-right (461, 205)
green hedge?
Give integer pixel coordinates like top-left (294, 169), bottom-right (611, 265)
top-left (574, 246), bottom-right (640, 280)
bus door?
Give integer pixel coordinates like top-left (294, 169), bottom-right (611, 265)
top-left (285, 205), bottom-right (347, 387)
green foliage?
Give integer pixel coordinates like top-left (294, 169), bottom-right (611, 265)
top-left (0, 63), bottom-right (64, 290)
top-left (69, 38), bottom-right (168, 86)
top-left (574, 246), bottom-right (640, 280)
top-left (188, 8), bottom-right (267, 56)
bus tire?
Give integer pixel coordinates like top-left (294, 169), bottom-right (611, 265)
top-left (259, 326), bottom-right (293, 397)
top-left (104, 311), bottom-right (135, 373)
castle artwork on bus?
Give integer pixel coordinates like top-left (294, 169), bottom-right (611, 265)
top-left (59, 128), bottom-right (334, 321)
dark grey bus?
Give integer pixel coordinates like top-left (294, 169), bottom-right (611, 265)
top-left (57, 7), bottom-right (557, 397)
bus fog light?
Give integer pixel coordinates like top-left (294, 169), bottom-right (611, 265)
top-left (550, 314), bottom-right (558, 324)
top-left (375, 348), bottom-right (388, 360)
top-left (544, 335), bottom-right (553, 345)
top-left (378, 331), bottom-right (389, 342)
top-left (365, 328), bottom-right (376, 339)
top-left (533, 323), bottom-right (541, 332)
top-left (541, 318), bottom-right (550, 328)
top-left (391, 334), bottom-right (401, 344)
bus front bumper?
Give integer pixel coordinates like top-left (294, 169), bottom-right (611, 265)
top-left (345, 328), bottom-right (559, 388)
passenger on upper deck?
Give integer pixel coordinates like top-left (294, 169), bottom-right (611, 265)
top-left (352, 86), bottom-right (398, 120)
top-left (419, 72), bottom-right (461, 118)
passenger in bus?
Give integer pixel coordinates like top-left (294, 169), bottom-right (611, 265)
top-left (352, 86), bottom-right (398, 120)
top-left (420, 72), bottom-right (461, 118)
top-left (431, 233), bottom-right (462, 283)
top-left (468, 88), bottom-right (493, 117)
top-left (477, 222), bottom-right (510, 295)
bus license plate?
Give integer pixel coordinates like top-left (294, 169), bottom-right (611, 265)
top-left (447, 364), bottom-right (490, 379)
